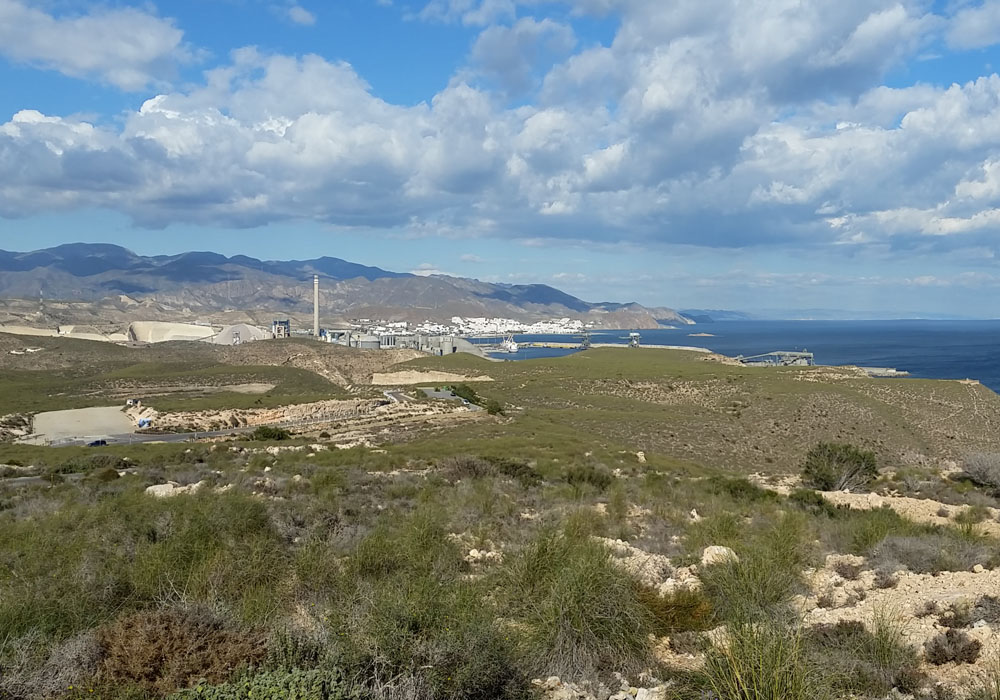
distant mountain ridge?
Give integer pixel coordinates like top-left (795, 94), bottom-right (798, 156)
top-left (0, 244), bottom-right (692, 329)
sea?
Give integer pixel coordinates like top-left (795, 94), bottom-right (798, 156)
top-left (483, 320), bottom-right (1000, 393)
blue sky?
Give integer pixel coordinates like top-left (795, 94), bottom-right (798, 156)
top-left (4, 1), bottom-right (1000, 316)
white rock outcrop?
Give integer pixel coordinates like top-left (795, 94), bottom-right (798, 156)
top-left (701, 545), bottom-right (739, 567)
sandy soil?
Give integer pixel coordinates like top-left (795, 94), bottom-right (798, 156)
top-left (370, 370), bottom-right (494, 385)
top-left (30, 406), bottom-right (133, 442)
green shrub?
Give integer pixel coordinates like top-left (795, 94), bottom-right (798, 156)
top-left (449, 384), bottom-right (480, 404)
top-left (485, 399), bottom-right (504, 415)
top-left (706, 476), bottom-right (778, 504)
top-left (788, 489), bottom-right (843, 518)
top-left (563, 464), bottom-right (613, 491)
top-left (801, 442), bottom-right (877, 492)
top-left (171, 668), bottom-right (357, 700)
top-left (251, 426), bottom-right (292, 441)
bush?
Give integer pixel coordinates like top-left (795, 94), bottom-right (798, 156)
top-left (801, 442), bottom-right (877, 492)
top-left (251, 426), bottom-right (292, 441)
top-left (96, 607), bottom-right (266, 695)
top-left (449, 384), bottom-right (480, 405)
top-left (925, 629), bottom-right (981, 665)
top-left (706, 476), bottom-right (778, 504)
top-left (170, 668), bottom-right (356, 700)
top-left (564, 464), bottom-right (613, 491)
top-left (788, 489), bottom-right (843, 518)
top-left (485, 399), bottom-right (505, 416)
top-left (870, 533), bottom-right (994, 574)
top-left (956, 505), bottom-right (991, 526)
top-left (963, 453), bottom-right (1000, 492)
top-left (803, 612), bottom-right (923, 696)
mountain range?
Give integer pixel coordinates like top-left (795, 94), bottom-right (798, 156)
top-left (0, 244), bottom-right (691, 329)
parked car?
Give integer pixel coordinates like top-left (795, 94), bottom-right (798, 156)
top-left (87, 439), bottom-right (108, 447)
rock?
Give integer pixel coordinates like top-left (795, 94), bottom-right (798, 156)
top-left (973, 564), bottom-right (985, 573)
top-left (689, 508), bottom-right (702, 522)
top-left (636, 451), bottom-right (646, 464)
top-left (145, 481), bottom-right (205, 498)
top-left (635, 689), bottom-right (668, 700)
top-left (701, 545), bottom-right (739, 566)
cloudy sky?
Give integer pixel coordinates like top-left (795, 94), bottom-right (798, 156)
top-left (3, 0), bottom-right (1000, 316)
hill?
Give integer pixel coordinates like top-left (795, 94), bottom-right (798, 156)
top-left (0, 244), bottom-right (691, 329)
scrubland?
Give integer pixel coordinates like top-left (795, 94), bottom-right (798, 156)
top-left (4, 347), bottom-right (1000, 699)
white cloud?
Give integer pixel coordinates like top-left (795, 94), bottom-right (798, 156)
top-left (947, 0), bottom-right (1000, 49)
top-left (470, 17), bottom-right (576, 95)
top-left (418, 0), bottom-right (515, 26)
top-left (0, 0), bottom-right (195, 90)
top-left (6, 0), bottom-right (1000, 265)
top-left (287, 5), bottom-right (317, 26)
top-left (460, 253), bottom-right (484, 262)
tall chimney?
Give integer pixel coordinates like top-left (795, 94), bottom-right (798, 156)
top-left (313, 275), bottom-right (320, 337)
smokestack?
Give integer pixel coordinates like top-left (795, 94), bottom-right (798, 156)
top-left (313, 275), bottom-right (320, 337)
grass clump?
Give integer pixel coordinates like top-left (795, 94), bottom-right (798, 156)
top-left (699, 515), bottom-right (813, 623)
top-left (706, 622), bottom-right (827, 700)
top-left (499, 528), bottom-right (654, 681)
top-left (801, 442), bottom-right (877, 492)
top-left (331, 509), bottom-right (528, 700)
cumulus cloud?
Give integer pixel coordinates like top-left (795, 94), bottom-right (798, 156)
top-left (0, 0), bottom-right (195, 90)
top-left (947, 0), bottom-right (1000, 49)
top-left (6, 0), bottom-right (1000, 265)
top-left (470, 17), bottom-right (576, 96)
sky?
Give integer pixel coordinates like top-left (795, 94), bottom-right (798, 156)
top-left (4, 1), bottom-right (1000, 316)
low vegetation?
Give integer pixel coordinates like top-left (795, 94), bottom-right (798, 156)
top-left (5, 346), bottom-right (1000, 698)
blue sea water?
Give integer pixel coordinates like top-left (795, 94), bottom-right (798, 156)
top-left (488, 320), bottom-right (1000, 393)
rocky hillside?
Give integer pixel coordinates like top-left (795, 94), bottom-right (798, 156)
top-left (0, 244), bottom-right (691, 329)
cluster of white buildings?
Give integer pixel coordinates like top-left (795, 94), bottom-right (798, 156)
top-left (411, 317), bottom-right (588, 336)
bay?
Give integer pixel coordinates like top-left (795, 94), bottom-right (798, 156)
top-left (487, 320), bottom-right (1000, 393)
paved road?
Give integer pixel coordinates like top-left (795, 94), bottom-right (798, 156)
top-left (418, 387), bottom-right (483, 411)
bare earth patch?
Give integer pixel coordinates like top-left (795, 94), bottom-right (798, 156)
top-left (370, 370), bottom-right (494, 385)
